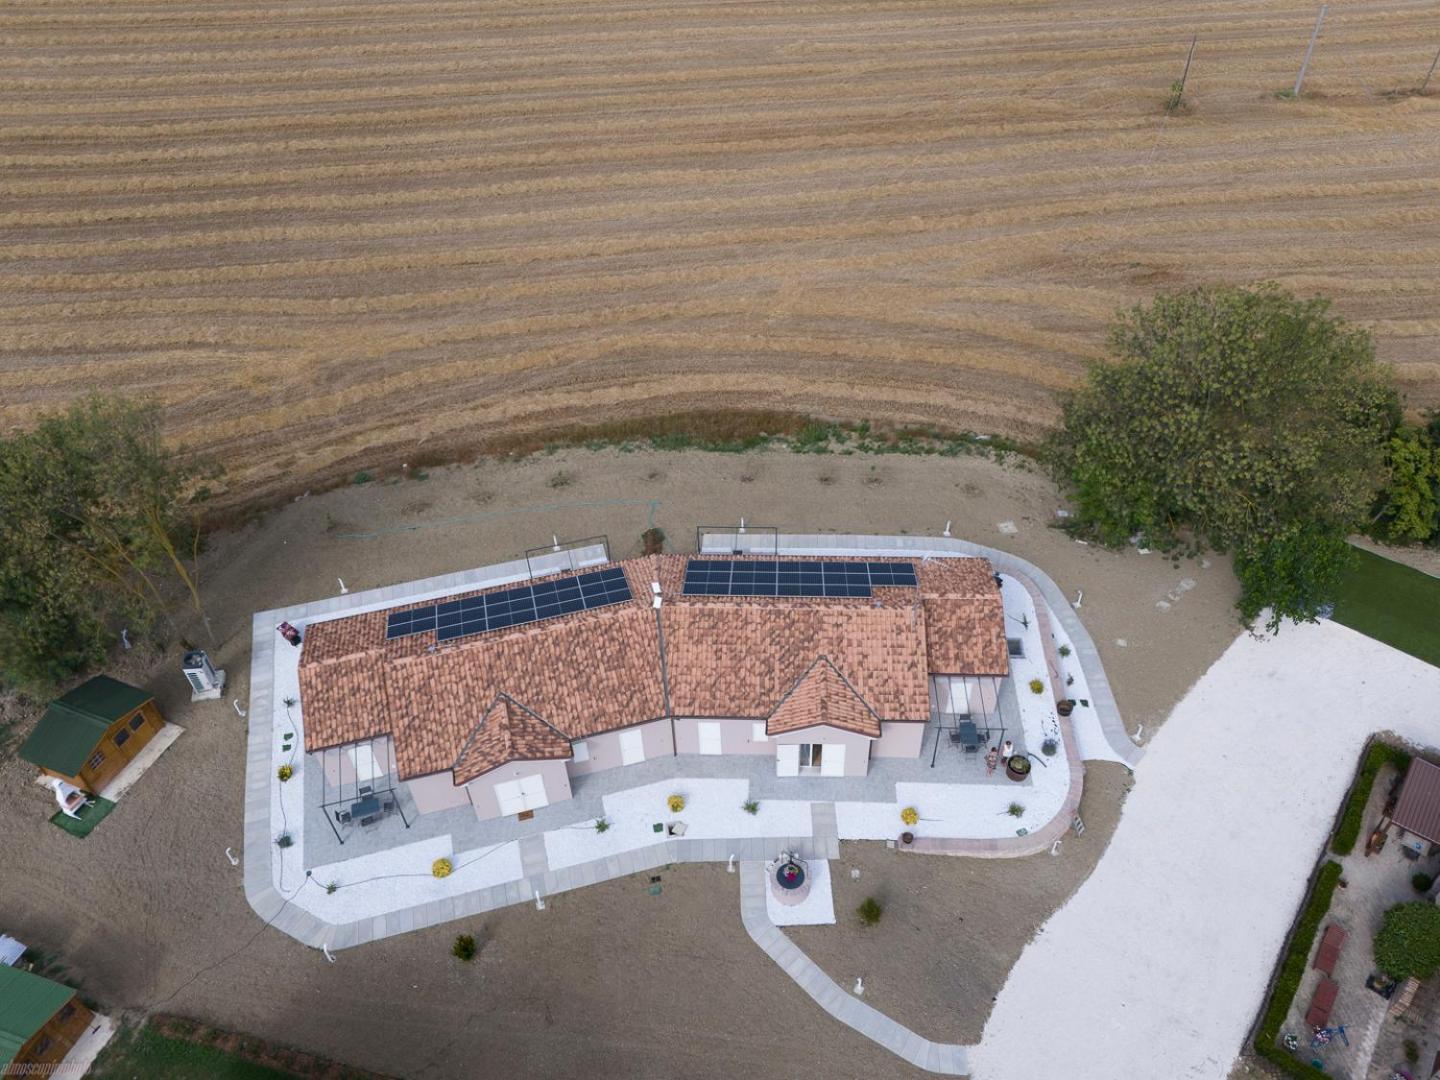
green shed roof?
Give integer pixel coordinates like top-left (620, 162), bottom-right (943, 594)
top-left (18, 675), bottom-right (152, 776)
top-left (0, 965), bottom-right (77, 1066)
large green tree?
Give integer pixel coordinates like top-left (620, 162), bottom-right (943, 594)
top-left (1372, 424), bottom-right (1440, 544)
top-left (1047, 284), bottom-right (1399, 630)
top-left (1374, 901), bottom-right (1440, 980)
top-left (0, 396), bottom-right (215, 693)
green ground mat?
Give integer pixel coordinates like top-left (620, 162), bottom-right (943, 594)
top-left (1330, 547), bottom-right (1440, 669)
top-left (49, 796), bottom-right (117, 838)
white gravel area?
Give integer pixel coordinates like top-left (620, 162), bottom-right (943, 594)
top-left (545, 778), bottom-right (814, 871)
top-left (766, 859), bottom-right (836, 926)
top-left (297, 836), bottom-right (523, 922)
top-left (972, 619), bottom-right (1440, 1080)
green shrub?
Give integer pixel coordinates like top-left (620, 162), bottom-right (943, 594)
top-left (594, 817), bottom-right (610, 833)
top-left (1413, 872), bottom-right (1434, 894)
top-left (1375, 902), bottom-right (1440, 979)
top-left (742, 800), bottom-right (759, 815)
top-left (1027, 678), bottom-right (1044, 694)
top-left (452, 934), bottom-right (477, 962)
top-left (857, 898), bottom-right (882, 926)
top-left (352, 471), bottom-right (373, 485)
top-left (1332, 742), bottom-right (1412, 855)
top-left (1007, 803), bottom-right (1025, 818)
top-left (1405, 1039), bottom-right (1420, 1064)
top-left (1255, 860), bottom-right (1343, 1068)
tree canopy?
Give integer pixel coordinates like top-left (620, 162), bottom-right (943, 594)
top-left (1047, 284), bottom-right (1399, 630)
top-left (1374, 901), bottom-right (1440, 981)
top-left (0, 396), bottom-right (214, 694)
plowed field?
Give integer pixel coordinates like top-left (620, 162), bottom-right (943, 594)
top-left (2, 0), bottom-right (1437, 502)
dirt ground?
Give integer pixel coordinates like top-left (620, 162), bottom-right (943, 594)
top-left (3, 0), bottom-right (1438, 503)
top-left (787, 763), bottom-right (1130, 1045)
top-left (0, 450), bottom-right (1246, 1078)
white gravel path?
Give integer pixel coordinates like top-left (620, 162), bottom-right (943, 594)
top-left (544, 778), bottom-right (813, 871)
top-left (971, 619), bottom-right (1440, 1080)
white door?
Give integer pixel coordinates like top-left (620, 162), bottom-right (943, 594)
top-left (697, 722), bottom-right (723, 755)
top-left (776, 744), bottom-right (800, 777)
top-left (494, 774), bottom-right (550, 815)
top-left (821, 743), bottom-right (846, 777)
top-left (518, 772), bottom-right (549, 810)
top-left (619, 729), bottom-right (646, 766)
top-left (494, 779), bottom-right (526, 816)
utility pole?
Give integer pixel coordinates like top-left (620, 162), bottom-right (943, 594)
top-left (1168, 35), bottom-right (1198, 112)
top-left (1293, 6), bottom-right (1327, 98)
top-left (1422, 46), bottom-right (1440, 95)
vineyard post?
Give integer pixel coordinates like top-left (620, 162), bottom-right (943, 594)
top-left (1422, 45), bottom-right (1440, 94)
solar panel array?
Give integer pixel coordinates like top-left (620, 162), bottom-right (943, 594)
top-left (386, 567), bottom-right (633, 643)
top-left (681, 559), bottom-right (918, 597)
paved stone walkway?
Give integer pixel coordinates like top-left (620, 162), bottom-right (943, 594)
top-left (738, 861), bottom-right (970, 1075)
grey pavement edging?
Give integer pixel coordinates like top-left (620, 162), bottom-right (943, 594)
top-left (738, 861), bottom-right (970, 1075)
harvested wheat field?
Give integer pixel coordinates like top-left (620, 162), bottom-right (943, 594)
top-left (2, 0), bottom-right (1438, 503)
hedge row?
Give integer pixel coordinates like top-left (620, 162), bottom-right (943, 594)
top-left (1331, 742), bottom-right (1412, 856)
top-left (1253, 860), bottom-right (1345, 1077)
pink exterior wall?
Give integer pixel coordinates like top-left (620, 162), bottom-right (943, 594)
top-left (565, 718), bottom-right (674, 777)
top-left (873, 721), bottom-right (926, 759)
top-left (770, 724), bottom-right (872, 776)
top-left (466, 759), bottom-right (573, 822)
top-left (407, 770), bottom-right (472, 815)
top-left (673, 716), bottom-right (772, 756)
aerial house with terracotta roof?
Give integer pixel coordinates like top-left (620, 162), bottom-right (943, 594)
top-left (298, 554), bottom-right (1009, 827)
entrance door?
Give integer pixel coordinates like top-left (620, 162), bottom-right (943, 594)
top-left (619, 729), bottom-right (646, 766)
top-left (697, 722), bottom-right (723, 756)
top-left (821, 744), bottom-right (846, 777)
top-left (518, 773), bottom-right (549, 811)
top-left (798, 743), bottom-right (824, 774)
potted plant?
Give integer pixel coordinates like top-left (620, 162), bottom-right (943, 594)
top-left (667, 793), bottom-right (686, 813)
top-left (1057, 699), bottom-right (1074, 717)
top-left (900, 831), bottom-right (914, 846)
top-left (1041, 738), bottom-right (1058, 756)
top-left (1005, 754), bottom-right (1032, 781)
top-left (1028, 678), bottom-right (1044, 694)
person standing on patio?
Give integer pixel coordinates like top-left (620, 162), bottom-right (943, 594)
top-left (985, 746), bottom-right (999, 776)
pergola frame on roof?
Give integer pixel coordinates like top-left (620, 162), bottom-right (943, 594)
top-left (696, 523), bottom-right (779, 556)
top-left (315, 734), bottom-right (412, 846)
top-left (524, 535), bottom-right (612, 580)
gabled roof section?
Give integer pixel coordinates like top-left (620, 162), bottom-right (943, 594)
top-left (916, 558), bottom-right (1009, 676)
top-left (452, 694), bottom-right (573, 785)
top-left (766, 656), bottom-right (883, 738)
top-left (19, 675), bottom-right (153, 775)
top-left (0, 965), bottom-right (76, 1066)
top-left (1393, 757), bottom-right (1440, 847)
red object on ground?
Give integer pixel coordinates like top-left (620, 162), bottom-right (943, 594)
top-left (1312, 923), bottom-right (1348, 976)
top-left (1305, 976), bottom-right (1340, 1029)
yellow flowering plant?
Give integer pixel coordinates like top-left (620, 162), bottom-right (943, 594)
top-left (432, 857), bottom-right (453, 879)
top-left (667, 794), bottom-right (686, 813)
top-left (900, 806), bottom-right (919, 827)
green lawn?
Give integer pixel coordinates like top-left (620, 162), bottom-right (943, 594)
top-left (90, 1024), bottom-right (294, 1080)
top-left (1331, 547), bottom-right (1440, 669)
top-left (49, 796), bottom-right (116, 838)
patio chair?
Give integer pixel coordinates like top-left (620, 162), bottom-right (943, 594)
top-left (335, 809), bottom-right (352, 825)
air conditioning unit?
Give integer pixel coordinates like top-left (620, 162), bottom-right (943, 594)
top-left (183, 649), bottom-right (226, 701)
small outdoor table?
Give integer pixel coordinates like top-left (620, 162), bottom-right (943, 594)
top-left (957, 722), bottom-right (981, 750)
top-left (351, 796), bottom-right (382, 824)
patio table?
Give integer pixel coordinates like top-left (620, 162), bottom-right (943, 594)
top-left (957, 722), bottom-right (981, 749)
top-left (350, 796), bottom-right (381, 822)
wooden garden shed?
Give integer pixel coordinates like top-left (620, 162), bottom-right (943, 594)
top-left (19, 675), bottom-right (165, 795)
top-left (0, 965), bottom-right (92, 1071)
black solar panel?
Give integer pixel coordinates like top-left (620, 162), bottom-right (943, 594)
top-left (680, 559), bottom-right (917, 597)
top-left (386, 566), bottom-right (633, 642)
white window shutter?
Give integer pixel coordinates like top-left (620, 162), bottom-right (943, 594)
top-left (821, 744), bottom-right (846, 777)
top-left (776, 744), bottom-right (800, 777)
top-left (752, 722), bottom-right (768, 742)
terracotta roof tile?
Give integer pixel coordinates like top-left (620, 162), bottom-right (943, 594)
top-left (298, 554), bottom-right (1006, 782)
top-left (766, 656), bottom-right (882, 738)
top-left (452, 694), bottom-right (573, 785)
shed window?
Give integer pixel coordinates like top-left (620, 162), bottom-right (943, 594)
top-left (57, 1003), bottom-right (75, 1022)
top-left (129, 713), bottom-right (146, 731)
top-left (113, 728), bottom-right (130, 748)
top-left (87, 750), bottom-right (105, 770)
top-left (1006, 637), bottom-right (1024, 658)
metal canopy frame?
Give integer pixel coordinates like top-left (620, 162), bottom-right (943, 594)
top-left (696, 524), bottom-right (779, 556)
top-left (524, 535), bottom-right (611, 579)
top-left (927, 674), bottom-right (1006, 768)
top-left (316, 734), bottom-right (412, 845)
